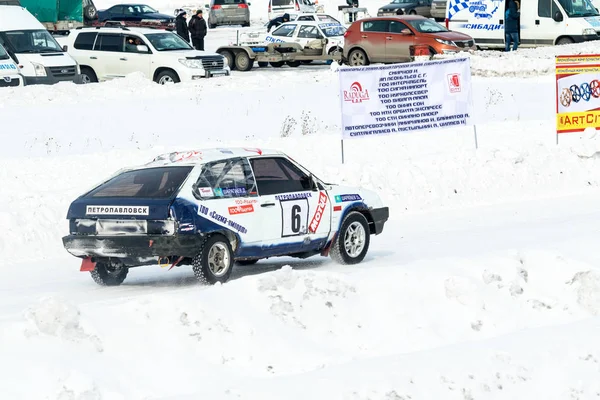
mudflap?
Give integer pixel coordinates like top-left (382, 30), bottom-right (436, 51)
top-left (80, 256), bottom-right (96, 272)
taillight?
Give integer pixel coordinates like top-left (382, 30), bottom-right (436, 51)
top-left (212, 4), bottom-right (221, 9)
top-left (238, 3), bottom-right (248, 8)
top-left (445, 18), bottom-right (448, 29)
top-left (268, 3), bottom-right (271, 12)
top-left (295, 0), bottom-right (299, 10)
top-left (344, 30), bottom-right (351, 38)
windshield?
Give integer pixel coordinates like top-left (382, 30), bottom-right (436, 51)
top-left (2, 30), bottom-right (62, 53)
top-left (558, 0), bottom-right (599, 17)
top-left (407, 19), bottom-right (448, 33)
top-left (0, 44), bottom-right (8, 60)
top-left (319, 23), bottom-right (346, 36)
top-left (145, 32), bottom-right (193, 51)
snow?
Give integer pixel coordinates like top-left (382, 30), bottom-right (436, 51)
top-left (2, 6), bottom-right (600, 397)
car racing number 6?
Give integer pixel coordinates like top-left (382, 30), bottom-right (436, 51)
top-left (280, 198), bottom-right (309, 237)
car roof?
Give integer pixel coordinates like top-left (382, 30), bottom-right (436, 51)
top-left (143, 147), bottom-right (286, 167)
top-left (75, 26), bottom-right (168, 34)
top-left (362, 15), bottom-right (427, 21)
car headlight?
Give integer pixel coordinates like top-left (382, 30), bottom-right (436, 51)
top-left (32, 62), bottom-right (47, 77)
top-left (582, 28), bottom-right (596, 35)
top-left (436, 38), bottom-right (456, 46)
top-left (178, 59), bottom-right (203, 69)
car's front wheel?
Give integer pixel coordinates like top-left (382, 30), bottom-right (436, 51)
top-left (193, 234), bottom-right (234, 284)
top-left (155, 70), bottom-right (180, 84)
top-left (330, 211), bottom-right (370, 265)
top-left (90, 260), bottom-right (128, 286)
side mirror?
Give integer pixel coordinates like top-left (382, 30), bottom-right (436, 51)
top-left (553, 10), bottom-right (563, 22)
top-left (204, 4), bottom-right (210, 8)
top-left (137, 44), bottom-right (149, 52)
top-left (401, 28), bottom-right (412, 35)
top-left (62, 45), bottom-right (68, 51)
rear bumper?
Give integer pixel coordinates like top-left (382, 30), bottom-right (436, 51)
top-left (62, 234), bottom-right (205, 259)
top-left (370, 207), bottom-right (389, 235)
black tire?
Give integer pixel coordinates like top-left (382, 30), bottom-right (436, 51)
top-left (330, 211), bottom-right (370, 265)
top-left (242, 22), bottom-right (250, 27)
top-left (556, 37), bottom-right (574, 45)
top-left (209, 23), bottom-right (217, 29)
top-left (258, 61), bottom-right (269, 67)
top-left (409, 9), bottom-right (417, 15)
top-left (219, 50), bottom-right (236, 70)
top-left (287, 60), bottom-right (301, 67)
top-left (90, 261), bottom-right (128, 286)
top-left (301, 60), bottom-right (312, 64)
top-left (270, 61), bottom-right (284, 68)
top-left (347, 48), bottom-right (368, 66)
top-left (155, 70), bottom-right (180, 84)
top-left (235, 51), bottom-right (254, 71)
top-left (84, 5), bottom-right (98, 21)
top-left (192, 234), bottom-right (234, 284)
top-left (236, 259), bottom-right (258, 266)
top-left (80, 66), bottom-right (98, 83)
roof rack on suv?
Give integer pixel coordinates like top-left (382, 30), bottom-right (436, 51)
top-left (75, 23), bottom-right (130, 31)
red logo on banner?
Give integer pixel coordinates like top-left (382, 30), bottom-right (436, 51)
top-left (447, 74), bottom-right (461, 93)
top-left (343, 81), bottom-right (370, 103)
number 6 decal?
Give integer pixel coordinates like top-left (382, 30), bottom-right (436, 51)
top-left (280, 198), bottom-right (309, 237)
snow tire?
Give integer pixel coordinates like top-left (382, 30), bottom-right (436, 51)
top-left (90, 261), bottom-right (128, 286)
top-left (192, 234), bottom-right (234, 285)
top-left (330, 211), bottom-right (370, 265)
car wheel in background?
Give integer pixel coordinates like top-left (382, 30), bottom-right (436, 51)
top-left (347, 49), bottom-right (368, 66)
top-left (270, 61), bottom-right (284, 67)
top-left (287, 60), bottom-right (301, 67)
top-left (90, 260), bottom-right (129, 286)
top-left (155, 70), bottom-right (180, 84)
top-left (219, 50), bottom-right (236, 70)
top-left (235, 51), bottom-right (254, 71)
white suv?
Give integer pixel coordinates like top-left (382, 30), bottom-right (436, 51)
top-left (61, 26), bottom-right (230, 84)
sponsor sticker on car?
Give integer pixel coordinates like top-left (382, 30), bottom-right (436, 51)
top-left (228, 204), bottom-right (254, 215)
top-left (334, 194), bottom-right (362, 203)
top-left (309, 191), bottom-right (328, 233)
top-left (86, 206), bottom-right (149, 215)
top-left (198, 187), bottom-right (213, 197)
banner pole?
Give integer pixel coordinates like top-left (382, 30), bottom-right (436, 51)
top-left (473, 125), bottom-right (478, 149)
top-left (341, 139), bottom-right (345, 164)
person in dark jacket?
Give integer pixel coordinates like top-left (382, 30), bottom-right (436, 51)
top-left (175, 9), bottom-right (190, 43)
top-left (504, 0), bottom-right (520, 51)
top-left (188, 9), bottom-right (207, 51)
top-left (267, 13), bottom-right (290, 32)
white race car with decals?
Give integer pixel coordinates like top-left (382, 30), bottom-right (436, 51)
top-left (62, 148), bottom-right (389, 286)
top-left (239, 20), bottom-right (346, 55)
top-left (0, 43), bottom-right (23, 88)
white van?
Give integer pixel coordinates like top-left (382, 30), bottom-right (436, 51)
top-left (268, 0), bottom-right (318, 20)
top-left (0, 5), bottom-right (82, 85)
top-left (0, 42), bottom-right (23, 87)
top-left (446, 0), bottom-right (600, 48)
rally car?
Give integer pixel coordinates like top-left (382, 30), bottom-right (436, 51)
top-left (239, 20), bottom-right (345, 56)
top-left (62, 148), bottom-right (389, 286)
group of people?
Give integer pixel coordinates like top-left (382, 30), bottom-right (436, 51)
top-left (174, 9), bottom-right (208, 51)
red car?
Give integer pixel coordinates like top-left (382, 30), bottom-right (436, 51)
top-left (342, 15), bottom-right (476, 66)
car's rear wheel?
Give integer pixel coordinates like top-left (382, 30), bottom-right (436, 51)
top-left (90, 260), bottom-right (128, 286)
top-left (347, 49), bottom-right (368, 66)
top-left (330, 212), bottom-right (370, 265)
top-left (409, 9), bottom-right (417, 14)
top-left (258, 61), bottom-right (269, 67)
top-left (235, 51), bottom-right (254, 71)
top-left (287, 60), bottom-right (301, 67)
top-left (219, 50), bottom-right (235, 70)
top-left (270, 61), bottom-right (284, 67)
top-left (80, 66), bottom-right (98, 83)
top-left (84, 5), bottom-right (98, 21)
top-left (193, 234), bottom-right (234, 284)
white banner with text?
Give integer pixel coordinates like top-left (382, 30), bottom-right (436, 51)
top-left (339, 58), bottom-right (474, 140)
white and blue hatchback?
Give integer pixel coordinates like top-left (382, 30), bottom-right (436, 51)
top-left (62, 148), bottom-right (389, 286)
top-left (0, 43), bottom-right (22, 88)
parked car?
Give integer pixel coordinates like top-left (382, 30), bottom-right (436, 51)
top-left (343, 15), bottom-right (475, 66)
top-left (430, 0), bottom-right (446, 21)
top-left (96, 3), bottom-right (175, 29)
top-left (61, 147), bottom-right (390, 286)
top-left (377, 0), bottom-right (433, 17)
top-left (0, 42), bottom-right (23, 87)
top-left (205, 0), bottom-right (250, 28)
top-left (240, 20), bottom-right (345, 56)
top-left (287, 12), bottom-right (340, 23)
top-left (0, 5), bottom-right (82, 85)
top-left (61, 26), bottom-right (230, 84)
top-left (268, 0), bottom-right (317, 20)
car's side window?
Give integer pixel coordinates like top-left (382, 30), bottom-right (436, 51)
top-left (74, 32), bottom-right (98, 50)
top-left (124, 35), bottom-right (148, 53)
top-left (298, 15), bottom-right (315, 20)
top-left (109, 5), bottom-right (123, 14)
top-left (298, 25), bottom-right (321, 38)
top-left (94, 34), bottom-right (123, 52)
top-left (250, 157), bottom-right (312, 196)
top-left (194, 158), bottom-right (257, 199)
top-left (389, 20), bottom-right (410, 34)
top-left (272, 24), bottom-right (297, 37)
top-left (362, 20), bottom-right (389, 33)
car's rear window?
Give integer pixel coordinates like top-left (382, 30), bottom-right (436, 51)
top-left (214, 0), bottom-right (246, 4)
top-left (86, 166), bottom-right (193, 198)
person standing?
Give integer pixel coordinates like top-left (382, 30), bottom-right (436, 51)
top-left (504, 0), bottom-right (520, 51)
top-left (188, 9), bottom-right (207, 51)
top-left (175, 9), bottom-right (190, 43)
